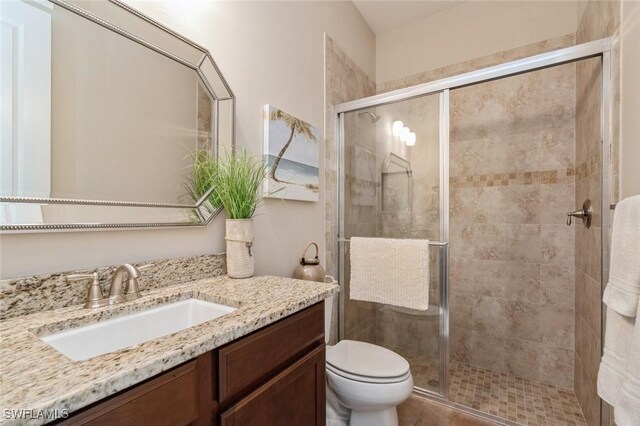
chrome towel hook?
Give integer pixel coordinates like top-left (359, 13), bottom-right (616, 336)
top-left (567, 199), bottom-right (593, 228)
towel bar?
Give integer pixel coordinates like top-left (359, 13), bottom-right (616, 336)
top-left (338, 238), bottom-right (448, 247)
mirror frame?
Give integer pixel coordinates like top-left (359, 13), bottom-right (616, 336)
top-left (0, 0), bottom-right (235, 232)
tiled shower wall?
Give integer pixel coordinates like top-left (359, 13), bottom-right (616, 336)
top-left (372, 95), bottom-right (442, 360)
top-left (448, 63), bottom-right (577, 389)
top-left (328, 28), bottom-right (618, 409)
top-left (341, 111), bottom-right (378, 343)
top-left (375, 35), bottom-right (580, 390)
top-left (574, 1), bottom-right (620, 425)
top-left (324, 35), bottom-right (376, 343)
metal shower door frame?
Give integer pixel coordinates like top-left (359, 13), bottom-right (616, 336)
top-left (335, 37), bottom-right (613, 424)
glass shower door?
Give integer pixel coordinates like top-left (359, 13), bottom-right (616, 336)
top-left (337, 90), bottom-right (449, 396)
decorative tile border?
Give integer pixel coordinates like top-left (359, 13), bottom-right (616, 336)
top-left (451, 168), bottom-right (575, 188)
top-left (575, 153), bottom-right (600, 180)
top-left (0, 253), bottom-right (226, 320)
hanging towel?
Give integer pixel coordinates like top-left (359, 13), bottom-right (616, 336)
top-left (614, 302), bottom-right (640, 426)
top-left (602, 195), bottom-right (640, 317)
top-left (597, 195), bottom-right (640, 425)
top-left (597, 307), bottom-right (635, 407)
top-left (349, 237), bottom-right (430, 310)
top-left (598, 304), bottom-right (640, 426)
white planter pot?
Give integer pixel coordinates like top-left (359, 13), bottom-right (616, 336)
top-left (226, 219), bottom-right (254, 278)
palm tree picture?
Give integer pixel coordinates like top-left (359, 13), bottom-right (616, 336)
top-left (263, 105), bottom-right (319, 202)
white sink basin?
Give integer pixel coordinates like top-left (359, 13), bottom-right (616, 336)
top-left (41, 299), bottom-right (236, 361)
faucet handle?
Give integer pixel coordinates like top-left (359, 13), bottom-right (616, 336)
top-left (137, 264), bottom-right (154, 272)
top-left (67, 272), bottom-right (97, 282)
top-left (67, 272), bottom-right (105, 309)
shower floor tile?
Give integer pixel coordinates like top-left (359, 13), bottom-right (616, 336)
top-left (448, 361), bottom-right (586, 426)
top-left (387, 346), bottom-right (587, 426)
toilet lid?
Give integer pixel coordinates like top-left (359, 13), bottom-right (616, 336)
top-left (326, 340), bottom-right (410, 379)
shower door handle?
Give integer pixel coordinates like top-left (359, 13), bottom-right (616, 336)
top-left (567, 199), bottom-right (592, 228)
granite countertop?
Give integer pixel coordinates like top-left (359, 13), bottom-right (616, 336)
top-left (0, 275), bottom-right (338, 424)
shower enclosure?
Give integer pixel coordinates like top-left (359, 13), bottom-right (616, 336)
top-left (339, 91), bottom-right (449, 397)
top-left (335, 38), bottom-right (613, 425)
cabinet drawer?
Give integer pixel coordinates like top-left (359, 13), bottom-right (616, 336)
top-left (60, 361), bottom-right (199, 426)
top-left (218, 302), bottom-right (324, 406)
top-left (220, 345), bottom-right (326, 426)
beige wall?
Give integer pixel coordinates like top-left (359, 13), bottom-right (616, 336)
top-left (621, 0), bottom-right (640, 198)
top-left (375, 1), bottom-right (577, 84)
top-left (0, 1), bottom-right (375, 279)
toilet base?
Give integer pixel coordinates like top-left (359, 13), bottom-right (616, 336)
top-left (350, 407), bottom-right (398, 426)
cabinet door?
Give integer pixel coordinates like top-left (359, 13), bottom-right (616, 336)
top-left (59, 353), bottom-right (216, 426)
top-left (59, 361), bottom-right (199, 426)
top-left (220, 346), bottom-right (325, 426)
top-left (218, 302), bottom-right (324, 407)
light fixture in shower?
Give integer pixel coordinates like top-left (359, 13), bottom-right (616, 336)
top-left (392, 120), bottom-right (404, 136)
top-left (392, 120), bottom-right (416, 146)
top-left (405, 132), bottom-right (416, 146)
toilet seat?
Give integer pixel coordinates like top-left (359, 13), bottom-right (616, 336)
top-left (327, 362), bottom-right (411, 384)
top-left (326, 340), bottom-right (411, 384)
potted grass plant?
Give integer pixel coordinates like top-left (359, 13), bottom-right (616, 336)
top-left (187, 148), bottom-right (269, 278)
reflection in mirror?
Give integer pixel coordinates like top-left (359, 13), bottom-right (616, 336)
top-left (0, 0), bottom-right (234, 231)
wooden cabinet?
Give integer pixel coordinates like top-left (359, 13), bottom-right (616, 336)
top-left (218, 301), bottom-right (324, 407)
top-left (59, 302), bottom-right (325, 426)
top-left (220, 346), bottom-right (325, 426)
top-left (58, 354), bottom-right (214, 426)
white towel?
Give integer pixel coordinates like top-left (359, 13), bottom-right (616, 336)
top-left (598, 305), bottom-right (640, 426)
top-left (614, 302), bottom-right (640, 426)
top-left (602, 195), bottom-right (640, 317)
top-left (597, 307), bottom-right (634, 406)
top-left (349, 237), bottom-right (430, 310)
top-left (598, 195), bottom-right (640, 425)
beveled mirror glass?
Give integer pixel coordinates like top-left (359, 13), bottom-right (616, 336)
top-left (0, 0), bottom-right (234, 231)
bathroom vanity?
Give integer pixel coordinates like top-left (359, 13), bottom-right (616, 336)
top-left (60, 303), bottom-right (325, 425)
top-left (0, 276), bottom-right (338, 425)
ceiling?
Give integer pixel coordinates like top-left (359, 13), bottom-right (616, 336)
top-left (353, 1), bottom-right (466, 34)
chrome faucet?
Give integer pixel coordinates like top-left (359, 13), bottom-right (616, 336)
top-left (67, 263), bottom-right (153, 309)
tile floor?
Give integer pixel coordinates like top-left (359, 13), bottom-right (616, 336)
top-left (448, 362), bottom-right (586, 426)
top-left (391, 347), bottom-right (587, 426)
top-left (399, 396), bottom-right (501, 426)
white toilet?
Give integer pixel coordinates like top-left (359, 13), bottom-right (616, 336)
top-left (325, 339), bottom-right (414, 426)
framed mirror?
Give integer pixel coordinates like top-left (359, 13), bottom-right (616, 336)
top-left (0, 0), bottom-right (234, 231)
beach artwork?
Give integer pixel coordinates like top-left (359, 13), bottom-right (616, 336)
top-left (263, 105), bottom-right (320, 202)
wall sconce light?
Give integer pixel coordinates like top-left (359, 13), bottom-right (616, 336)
top-left (406, 132), bottom-right (416, 146)
top-left (399, 126), bottom-right (410, 141)
top-left (392, 120), bottom-right (416, 147)
top-left (392, 120), bottom-right (404, 137)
